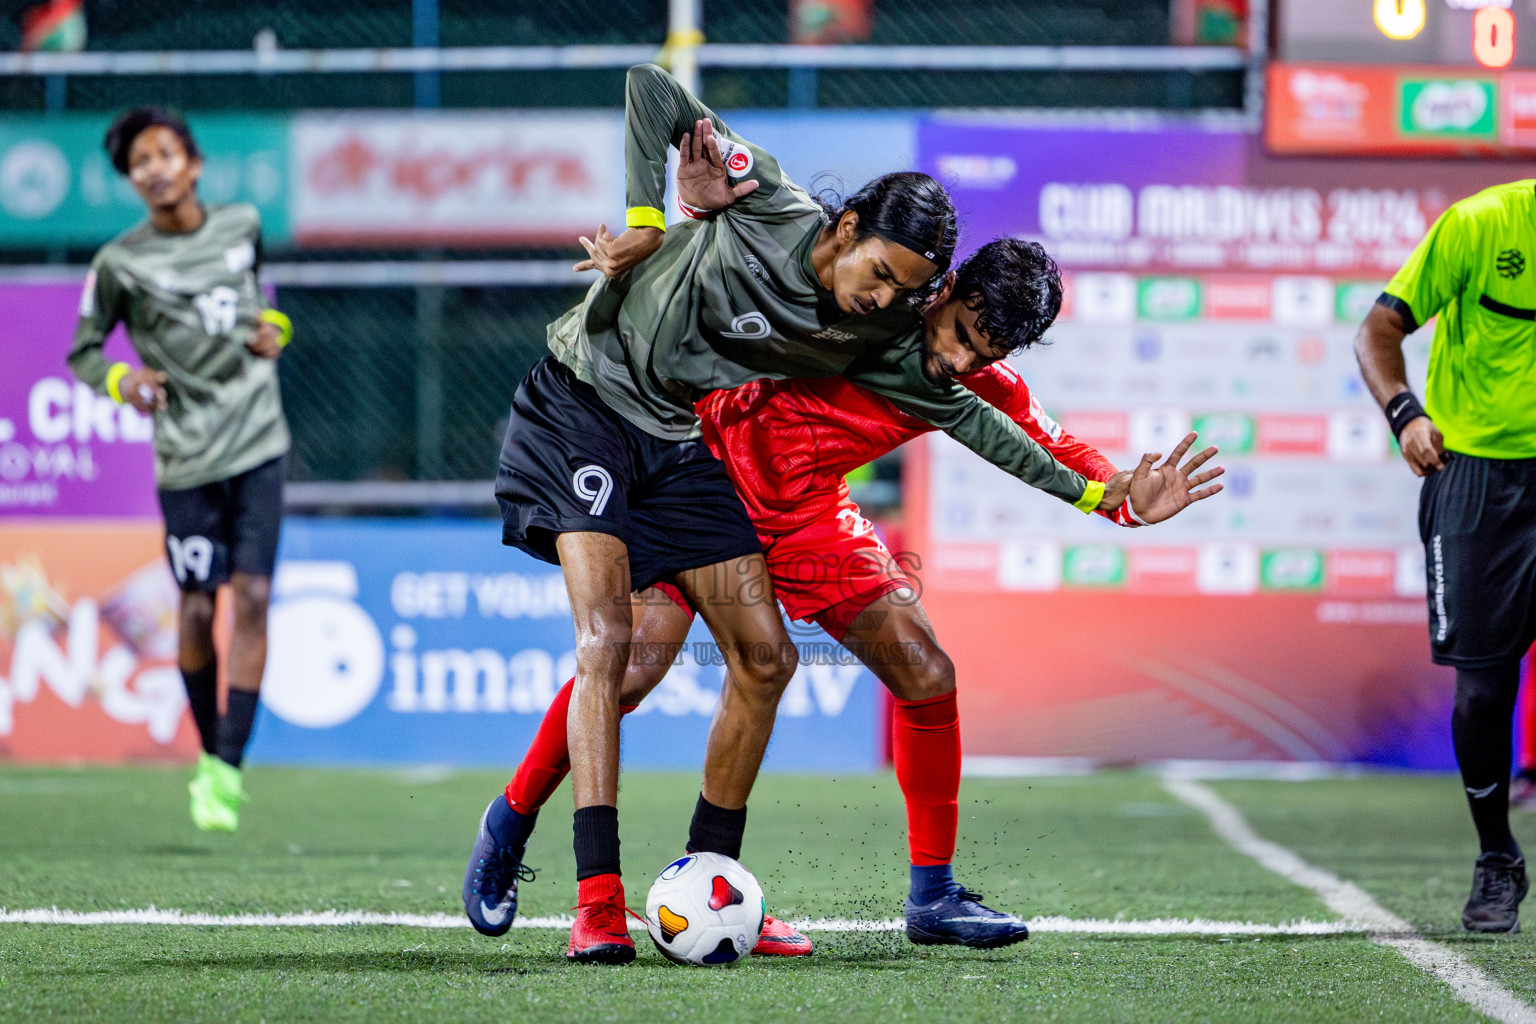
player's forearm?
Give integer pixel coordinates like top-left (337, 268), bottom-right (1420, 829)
top-left (65, 332), bottom-right (113, 393)
top-left (1353, 302), bottom-right (1415, 410)
top-left (849, 353), bottom-right (1095, 507)
top-left (623, 63), bottom-right (712, 224)
top-left (943, 399), bottom-right (1096, 508)
top-left (1044, 435), bottom-right (1117, 486)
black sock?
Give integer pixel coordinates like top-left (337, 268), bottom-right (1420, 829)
top-left (1452, 663), bottom-right (1523, 858)
top-left (686, 794), bottom-right (747, 861)
top-left (180, 663), bottom-right (219, 755)
top-left (216, 689), bottom-right (260, 769)
top-left (573, 805), bottom-right (621, 880)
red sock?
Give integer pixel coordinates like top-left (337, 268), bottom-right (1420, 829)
top-left (504, 678), bottom-right (637, 815)
top-left (892, 690), bottom-right (960, 866)
top-left (577, 872), bottom-right (625, 907)
top-left (1518, 653), bottom-right (1536, 772)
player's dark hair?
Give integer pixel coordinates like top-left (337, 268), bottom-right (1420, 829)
top-left (816, 171), bottom-right (958, 296)
top-left (104, 107), bottom-right (200, 176)
top-left (953, 238), bottom-right (1063, 354)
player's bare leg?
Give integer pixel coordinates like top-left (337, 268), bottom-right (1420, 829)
top-left (679, 555), bottom-right (798, 818)
top-left (554, 531), bottom-right (638, 964)
top-left (678, 558), bottom-right (815, 956)
top-left (836, 588), bottom-right (1029, 949)
top-left (178, 588), bottom-right (235, 831)
top-left (184, 571), bottom-right (273, 832)
top-left (177, 589), bottom-right (218, 752)
top-left (220, 574), bottom-right (269, 764)
top-left (465, 586), bottom-right (685, 939)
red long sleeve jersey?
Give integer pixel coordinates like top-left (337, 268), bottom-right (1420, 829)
top-left (696, 361), bottom-right (1135, 534)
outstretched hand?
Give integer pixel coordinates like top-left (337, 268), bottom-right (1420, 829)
top-left (677, 118), bottom-right (760, 213)
top-left (574, 223), bottom-right (663, 278)
top-left (1126, 431), bottom-right (1224, 524)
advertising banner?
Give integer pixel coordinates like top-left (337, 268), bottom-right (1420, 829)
top-left (0, 519), bottom-right (883, 772)
top-left (910, 119), bottom-right (1478, 769)
top-left (290, 112), bottom-right (627, 248)
top-left (0, 283), bottom-right (158, 519)
top-left (0, 522), bottom-right (192, 761)
top-left (920, 118), bottom-right (1536, 277)
top-left (1265, 63), bottom-right (1536, 157)
top-left (0, 114), bottom-right (289, 246)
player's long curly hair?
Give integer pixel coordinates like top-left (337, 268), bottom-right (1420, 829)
top-left (953, 238), bottom-right (1063, 354)
top-left (815, 172), bottom-right (958, 303)
top-left (105, 107), bottom-right (201, 176)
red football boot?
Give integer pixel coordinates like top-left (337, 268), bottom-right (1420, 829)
top-left (566, 874), bottom-right (637, 965)
top-left (751, 914), bottom-right (813, 956)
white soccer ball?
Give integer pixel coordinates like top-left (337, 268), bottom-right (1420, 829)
top-left (644, 852), bottom-right (765, 966)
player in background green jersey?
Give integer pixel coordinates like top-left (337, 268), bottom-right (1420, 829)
top-left (67, 108), bottom-right (293, 834)
top-left (1356, 180), bottom-right (1536, 932)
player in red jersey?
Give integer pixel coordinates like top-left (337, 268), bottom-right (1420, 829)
top-left (464, 238), bottom-right (1223, 953)
top-left (1513, 648), bottom-right (1536, 810)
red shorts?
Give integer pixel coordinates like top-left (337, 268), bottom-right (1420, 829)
top-left (652, 500), bottom-right (911, 641)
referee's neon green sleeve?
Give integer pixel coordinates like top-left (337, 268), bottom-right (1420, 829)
top-left (1383, 208), bottom-right (1471, 331)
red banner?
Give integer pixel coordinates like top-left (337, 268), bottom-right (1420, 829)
top-left (1268, 62), bottom-right (1536, 157)
top-left (0, 522), bottom-right (199, 761)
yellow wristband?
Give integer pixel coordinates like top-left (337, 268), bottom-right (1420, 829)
top-left (105, 362), bottom-right (130, 404)
top-left (626, 206), bottom-right (666, 232)
top-left (260, 308), bottom-right (294, 348)
top-left (1073, 479), bottom-right (1106, 513)
top-left (664, 28), bottom-right (705, 49)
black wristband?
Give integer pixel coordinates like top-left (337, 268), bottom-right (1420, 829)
top-left (1384, 391), bottom-right (1428, 440)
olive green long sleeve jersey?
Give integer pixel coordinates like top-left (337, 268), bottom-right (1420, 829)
top-left (548, 64), bottom-right (1097, 510)
top-left (67, 203), bottom-right (289, 491)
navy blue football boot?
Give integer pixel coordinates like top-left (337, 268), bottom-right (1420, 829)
top-left (904, 888), bottom-right (1031, 949)
top-left (462, 796), bottom-right (537, 936)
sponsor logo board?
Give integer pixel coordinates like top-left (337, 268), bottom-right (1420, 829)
top-left (291, 112), bottom-right (624, 248)
top-left (0, 284), bottom-right (157, 518)
top-left (0, 520), bottom-right (881, 769)
top-left (0, 114), bottom-right (288, 245)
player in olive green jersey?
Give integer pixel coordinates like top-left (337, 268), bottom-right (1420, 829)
top-left (1356, 179), bottom-right (1536, 933)
top-left (474, 64), bottom-right (1130, 963)
top-left (67, 107), bottom-right (293, 834)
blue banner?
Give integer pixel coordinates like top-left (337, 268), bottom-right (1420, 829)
top-left (249, 518), bottom-right (882, 771)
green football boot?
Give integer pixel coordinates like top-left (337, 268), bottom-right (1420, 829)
top-left (188, 752), bottom-right (243, 833)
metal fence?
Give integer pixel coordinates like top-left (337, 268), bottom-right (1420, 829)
top-left (1, 0), bottom-right (1259, 496)
top-left (274, 281), bottom-right (583, 484)
top-left (0, 0), bottom-right (1245, 112)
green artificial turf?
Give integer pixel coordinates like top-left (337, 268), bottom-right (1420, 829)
top-left (1216, 776), bottom-right (1536, 1008)
top-left (0, 765), bottom-right (1526, 1023)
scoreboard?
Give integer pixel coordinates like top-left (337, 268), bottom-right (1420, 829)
top-left (1269, 0), bottom-right (1536, 155)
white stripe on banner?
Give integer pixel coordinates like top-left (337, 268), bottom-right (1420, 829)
top-left (1164, 777), bottom-right (1536, 1024)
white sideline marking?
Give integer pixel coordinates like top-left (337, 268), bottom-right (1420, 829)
top-left (0, 907), bottom-right (1359, 936)
top-left (1164, 777), bottom-right (1536, 1024)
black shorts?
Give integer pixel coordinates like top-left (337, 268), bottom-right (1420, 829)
top-left (157, 455), bottom-right (285, 592)
top-left (1418, 453), bottom-right (1536, 668)
top-left (495, 357), bottom-right (761, 592)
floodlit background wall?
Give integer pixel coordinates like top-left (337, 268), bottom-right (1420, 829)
top-left (1, 0), bottom-right (1530, 770)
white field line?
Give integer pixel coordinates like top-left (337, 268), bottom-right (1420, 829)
top-left (0, 907), bottom-right (1359, 936)
top-left (1164, 777), bottom-right (1536, 1024)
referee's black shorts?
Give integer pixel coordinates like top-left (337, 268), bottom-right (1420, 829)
top-left (494, 357), bottom-right (762, 593)
top-left (1418, 452), bottom-right (1536, 668)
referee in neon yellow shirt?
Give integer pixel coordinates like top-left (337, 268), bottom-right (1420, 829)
top-left (1356, 179), bottom-right (1536, 934)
